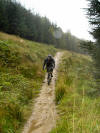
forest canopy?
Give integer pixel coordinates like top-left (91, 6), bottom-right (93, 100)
top-left (0, 0), bottom-right (84, 53)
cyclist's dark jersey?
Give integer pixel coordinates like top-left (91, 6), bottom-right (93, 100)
top-left (43, 57), bottom-right (55, 70)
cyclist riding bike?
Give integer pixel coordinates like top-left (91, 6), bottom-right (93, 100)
top-left (43, 55), bottom-right (55, 79)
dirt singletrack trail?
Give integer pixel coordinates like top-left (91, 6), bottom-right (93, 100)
top-left (22, 52), bottom-right (63, 133)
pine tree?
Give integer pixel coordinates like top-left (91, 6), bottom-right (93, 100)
top-left (87, 0), bottom-right (100, 86)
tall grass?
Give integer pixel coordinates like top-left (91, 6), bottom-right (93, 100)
top-left (0, 32), bottom-right (57, 133)
top-left (51, 51), bottom-right (100, 133)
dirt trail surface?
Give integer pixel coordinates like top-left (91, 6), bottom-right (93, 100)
top-left (22, 52), bottom-right (63, 133)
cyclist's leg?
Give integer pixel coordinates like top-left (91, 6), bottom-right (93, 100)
top-left (51, 68), bottom-right (53, 77)
top-left (47, 67), bottom-right (49, 79)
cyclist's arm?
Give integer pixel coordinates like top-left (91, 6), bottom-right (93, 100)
top-left (43, 59), bottom-right (47, 70)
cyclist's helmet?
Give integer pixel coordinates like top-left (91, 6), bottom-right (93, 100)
top-left (48, 55), bottom-right (52, 59)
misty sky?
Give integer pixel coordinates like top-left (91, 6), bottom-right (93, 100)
top-left (19, 0), bottom-right (93, 40)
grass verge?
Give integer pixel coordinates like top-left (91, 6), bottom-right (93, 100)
top-left (51, 51), bottom-right (100, 133)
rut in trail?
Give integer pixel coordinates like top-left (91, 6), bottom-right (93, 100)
top-left (22, 52), bottom-right (62, 133)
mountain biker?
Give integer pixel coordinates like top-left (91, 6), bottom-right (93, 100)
top-left (43, 55), bottom-right (55, 78)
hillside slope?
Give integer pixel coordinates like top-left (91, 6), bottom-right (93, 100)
top-left (0, 32), bottom-right (97, 133)
top-left (0, 32), bottom-right (57, 133)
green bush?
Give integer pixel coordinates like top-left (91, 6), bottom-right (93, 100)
top-left (0, 41), bottom-right (21, 67)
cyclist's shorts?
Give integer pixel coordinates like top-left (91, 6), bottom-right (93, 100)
top-left (47, 67), bottom-right (53, 72)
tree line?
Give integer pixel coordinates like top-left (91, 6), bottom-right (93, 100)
top-left (0, 0), bottom-right (84, 53)
top-left (80, 0), bottom-right (100, 89)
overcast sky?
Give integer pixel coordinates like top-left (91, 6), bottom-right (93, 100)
top-left (19, 0), bottom-right (93, 40)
